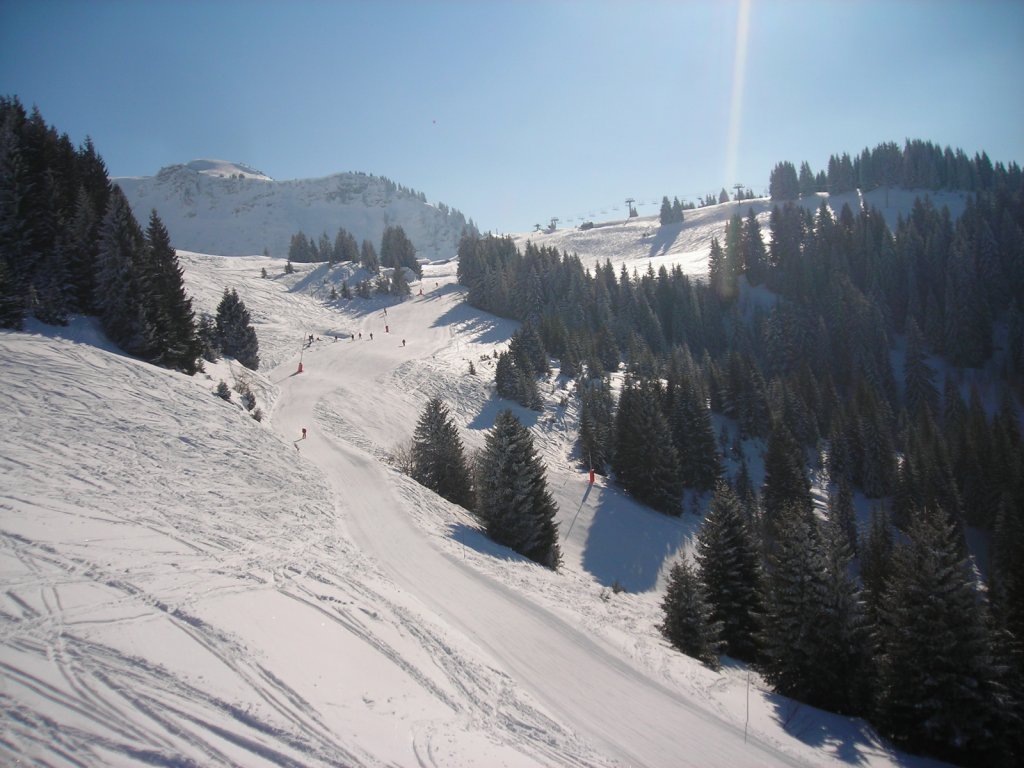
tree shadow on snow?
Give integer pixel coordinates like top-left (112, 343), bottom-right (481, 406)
top-left (760, 689), bottom-right (913, 767)
top-left (467, 397), bottom-right (540, 432)
top-left (432, 301), bottom-right (519, 347)
top-left (448, 522), bottom-right (532, 564)
top-left (581, 489), bottom-right (701, 593)
top-left (646, 222), bottom-right (682, 259)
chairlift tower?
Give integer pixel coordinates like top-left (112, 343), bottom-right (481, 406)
top-left (625, 197), bottom-right (637, 218)
top-left (733, 183), bottom-right (744, 204)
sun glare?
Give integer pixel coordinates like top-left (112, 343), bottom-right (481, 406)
top-left (725, 0), bottom-right (751, 188)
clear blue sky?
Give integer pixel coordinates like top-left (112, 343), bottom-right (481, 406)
top-left (2, 0), bottom-right (1022, 234)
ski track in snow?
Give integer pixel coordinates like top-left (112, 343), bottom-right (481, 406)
top-left (1, 222), bottom-right (946, 766)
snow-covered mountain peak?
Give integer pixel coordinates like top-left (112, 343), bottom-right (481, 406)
top-left (115, 163), bottom-right (474, 261)
top-left (183, 158), bottom-right (273, 180)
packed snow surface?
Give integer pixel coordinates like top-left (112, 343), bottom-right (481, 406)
top-left (1, 247), bottom-right (947, 765)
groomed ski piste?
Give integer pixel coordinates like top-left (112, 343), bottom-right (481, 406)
top-left (1, 195), bottom-right (956, 767)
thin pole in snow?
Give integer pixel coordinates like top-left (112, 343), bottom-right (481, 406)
top-left (745, 669), bottom-right (750, 743)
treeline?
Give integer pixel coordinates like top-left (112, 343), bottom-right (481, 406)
top-left (770, 138), bottom-right (1023, 200)
top-left (0, 96), bottom-right (260, 374)
top-left (660, 188), bottom-right (758, 224)
top-left (0, 96), bottom-right (206, 373)
top-left (455, 172), bottom-right (1024, 762)
top-left (287, 223), bottom-right (422, 280)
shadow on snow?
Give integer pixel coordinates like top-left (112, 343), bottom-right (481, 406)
top-left (580, 485), bottom-right (702, 593)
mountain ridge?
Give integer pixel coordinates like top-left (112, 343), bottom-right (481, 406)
top-left (114, 160), bottom-right (475, 261)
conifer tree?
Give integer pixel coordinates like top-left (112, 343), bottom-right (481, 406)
top-left (215, 288), bottom-right (260, 370)
top-left (360, 239), bottom-right (379, 273)
top-left (95, 185), bottom-right (147, 355)
top-left (761, 422), bottom-right (811, 546)
top-left (874, 505), bottom-right (1009, 763)
top-left (661, 559), bottom-right (723, 669)
top-left (144, 210), bottom-right (202, 374)
top-left (578, 376), bottom-right (615, 474)
top-left (411, 398), bottom-right (473, 509)
top-left (475, 409), bottom-right (561, 569)
top-left (612, 376), bottom-right (684, 515)
top-left (380, 225), bottom-right (421, 278)
top-left (390, 265), bottom-right (411, 296)
top-left (659, 196), bottom-right (672, 226)
top-left (762, 504), bottom-right (865, 713)
top-left (695, 481), bottom-right (765, 662)
top-left (669, 376), bottom-right (720, 491)
top-left (903, 317), bottom-right (939, 417)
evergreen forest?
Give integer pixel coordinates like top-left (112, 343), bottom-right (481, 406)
top-left (457, 140), bottom-right (1024, 765)
top-left (0, 97), bottom-right (259, 373)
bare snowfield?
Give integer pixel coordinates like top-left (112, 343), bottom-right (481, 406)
top-left (1, 245), bottom-right (948, 765)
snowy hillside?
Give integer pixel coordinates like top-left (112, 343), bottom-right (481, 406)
top-left (0, 249), bottom-right (946, 767)
top-left (114, 161), bottom-right (473, 261)
top-left (511, 188), bottom-right (969, 276)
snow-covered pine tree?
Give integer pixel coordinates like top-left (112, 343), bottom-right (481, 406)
top-left (215, 288), bottom-right (260, 370)
top-left (659, 196), bottom-right (672, 226)
top-left (695, 481), bottom-right (765, 662)
top-left (95, 185), bottom-right (148, 356)
top-left (411, 398), bottom-right (473, 509)
top-left (475, 409), bottom-right (560, 569)
top-left (144, 210), bottom-right (202, 374)
top-left (612, 375), bottom-right (683, 515)
top-left (874, 505), bottom-right (1010, 764)
top-left (669, 375), bottom-right (720, 492)
top-left (380, 225), bottom-right (420, 278)
top-left (660, 558), bottom-right (723, 669)
top-left (761, 503), bottom-right (866, 714)
top-left (826, 473), bottom-right (858, 555)
top-left (903, 317), bottom-right (939, 418)
top-left (578, 375), bottom-right (614, 475)
top-left (761, 504), bottom-right (829, 701)
top-left (360, 239), bottom-right (379, 273)
top-left (390, 265), bottom-right (411, 296)
top-left (761, 422), bottom-right (811, 548)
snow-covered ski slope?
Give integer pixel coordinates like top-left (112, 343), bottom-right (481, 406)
top-left (114, 160), bottom-right (472, 262)
top-left (2, 250), bottom-right (949, 766)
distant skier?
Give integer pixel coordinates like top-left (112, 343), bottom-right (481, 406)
top-left (301, 427), bottom-right (307, 439)
top-left (402, 339), bottom-right (406, 347)
top-left (370, 332), bottom-right (373, 340)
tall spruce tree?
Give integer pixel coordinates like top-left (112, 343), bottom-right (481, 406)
top-left (661, 559), bottom-right (723, 669)
top-left (380, 225), bottom-right (421, 278)
top-left (669, 376), bottom-right (720, 491)
top-left (95, 185), bottom-right (148, 356)
top-left (475, 409), bottom-right (561, 569)
top-left (903, 317), bottom-right (939, 417)
top-left (411, 398), bottom-right (473, 509)
top-left (144, 210), bottom-right (202, 374)
top-left (874, 505), bottom-right (1010, 764)
top-left (578, 376), bottom-right (615, 474)
top-left (761, 504), bottom-right (865, 714)
top-left (695, 481), bottom-right (765, 662)
top-left (215, 288), bottom-right (260, 370)
top-left (612, 376), bottom-right (684, 515)
top-left (761, 422), bottom-right (811, 547)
